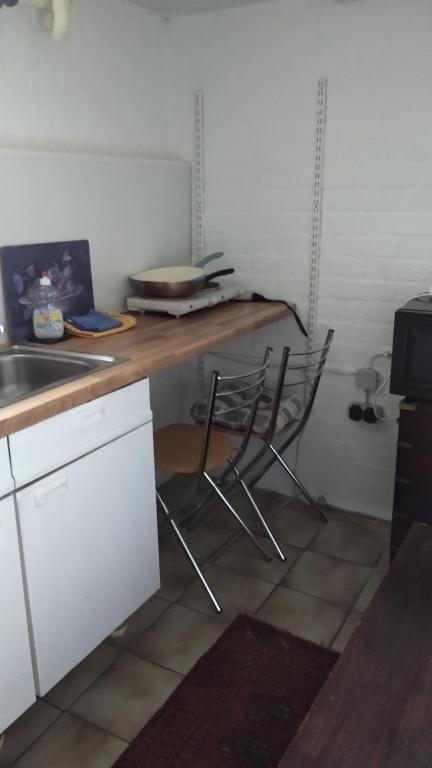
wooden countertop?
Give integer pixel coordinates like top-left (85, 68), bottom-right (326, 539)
top-left (278, 523), bottom-right (432, 768)
top-left (0, 301), bottom-right (290, 437)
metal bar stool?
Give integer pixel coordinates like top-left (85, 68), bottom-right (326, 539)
top-left (154, 348), bottom-right (273, 614)
top-left (187, 329), bottom-right (334, 560)
top-left (240, 329), bottom-right (335, 521)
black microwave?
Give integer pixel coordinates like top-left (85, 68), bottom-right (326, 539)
top-left (391, 297), bottom-right (432, 400)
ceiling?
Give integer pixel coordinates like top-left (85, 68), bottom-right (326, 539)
top-left (128, 0), bottom-right (274, 18)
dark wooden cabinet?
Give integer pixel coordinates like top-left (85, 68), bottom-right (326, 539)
top-left (278, 525), bottom-right (432, 768)
top-left (391, 399), bottom-right (432, 558)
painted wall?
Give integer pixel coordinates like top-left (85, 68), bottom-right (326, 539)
top-left (0, 0), bottom-right (189, 426)
top-left (0, 0), bottom-right (170, 157)
top-left (166, 0), bottom-right (432, 519)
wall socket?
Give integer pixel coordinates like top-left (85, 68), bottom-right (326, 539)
top-left (348, 401), bottom-right (385, 423)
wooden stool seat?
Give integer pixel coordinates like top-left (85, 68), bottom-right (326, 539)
top-left (154, 423), bottom-right (234, 474)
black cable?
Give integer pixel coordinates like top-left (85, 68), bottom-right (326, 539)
top-left (232, 293), bottom-right (309, 338)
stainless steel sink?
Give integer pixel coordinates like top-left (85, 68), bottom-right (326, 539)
top-left (0, 345), bottom-right (126, 408)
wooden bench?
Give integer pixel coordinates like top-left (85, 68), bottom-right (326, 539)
top-left (278, 523), bottom-right (432, 768)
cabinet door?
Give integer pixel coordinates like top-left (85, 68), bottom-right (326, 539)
top-left (0, 496), bottom-right (35, 733)
top-left (0, 437), bottom-right (14, 498)
top-left (17, 424), bottom-right (159, 696)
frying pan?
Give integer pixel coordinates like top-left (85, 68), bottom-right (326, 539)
top-left (129, 251), bottom-right (225, 299)
top-left (129, 266), bottom-right (235, 299)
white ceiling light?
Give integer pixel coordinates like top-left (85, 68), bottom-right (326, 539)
top-left (0, 0), bottom-right (71, 41)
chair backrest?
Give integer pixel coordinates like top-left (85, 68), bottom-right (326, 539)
top-left (263, 328), bottom-right (334, 444)
top-left (197, 346), bottom-right (273, 475)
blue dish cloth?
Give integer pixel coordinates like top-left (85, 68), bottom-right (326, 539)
top-left (65, 309), bottom-right (122, 333)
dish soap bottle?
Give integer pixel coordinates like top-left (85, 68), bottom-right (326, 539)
top-left (32, 272), bottom-right (64, 341)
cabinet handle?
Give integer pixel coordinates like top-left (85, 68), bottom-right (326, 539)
top-left (398, 441), bottom-right (413, 449)
top-left (34, 474), bottom-right (69, 507)
top-left (395, 476), bottom-right (410, 485)
top-left (74, 405), bottom-right (106, 430)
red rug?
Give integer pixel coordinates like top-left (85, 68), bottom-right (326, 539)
top-left (113, 615), bottom-right (338, 768)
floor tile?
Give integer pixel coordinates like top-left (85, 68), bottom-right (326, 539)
top-left (256, 586), bottom-right (347, 646)
top-left (157, 551), bottom-right (198, 601)
top-left (217, 488), bottom-right (287, 536)
top-left (264, 502), bottom-right (324, 548)
top-left (0, 702), bottom-right (61, 768)
top-left (282, 550), bottom-right (371, 606)
top-left (70, 653), bottom-right (182, 742)
top-left (159, 515), bottom-right (237, 563)
top-left (131, 603), bottom-right (229, 674)
top-left (253, 488), bottom-right (293, 510)
top-left (329, 507), bottom-right (391, 537)
top-left (12, 713), bottom-right (127, 768)
top-left (108, 596), bottom-right (170, 650)
top-left (332, 611), bottom-right (363, 653)
top-left (310, 519), bottom-right (386, 565)
top-left (180, 563), bottom-right (274, 617)
top-left (354, 567), bottom-right (386, 612)
top-left (44, 643), bottom-right (121, 710)
top-left (214, 533), bottom-right (302, 584)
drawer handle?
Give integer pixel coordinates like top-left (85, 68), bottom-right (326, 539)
top-left (398, 441), bottom-right (413, 449)
top-left (34, 474), bottom-right (69, 507)
top-left (74, 405), bottom-right (106, 430)
top-left (395, 476), bottom-right (410, 485)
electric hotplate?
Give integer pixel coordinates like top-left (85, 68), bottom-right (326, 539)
top-left (126, 283), bottom-right (243, 318)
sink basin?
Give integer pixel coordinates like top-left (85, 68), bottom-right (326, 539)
top-left (0, 345), bottom-right (126, 408)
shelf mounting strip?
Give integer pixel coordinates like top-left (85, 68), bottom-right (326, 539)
top-left (307, 78), bottom-right (328, 353)
top-left (193, 90), bottom-right (206, 391)
top-left (193, 90), bottom-right (205, 265)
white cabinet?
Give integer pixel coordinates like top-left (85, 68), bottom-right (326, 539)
top-left (17, 422), bottom-right (159, 695)
top-left (0, 495), bottom-right (36, 733)
top-left (12, 380), bottom-right (159, 697)
top-left (9, 379), bottom-right (152, 487)
top-left (0, 437), bottom-right (14, 498)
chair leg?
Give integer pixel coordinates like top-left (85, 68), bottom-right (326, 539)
top-left (229, 461), bottom-right (286, 562)
top-left (183, 463), bottom-right (237, 531)
top-left (156, 491), bottom-right (222, 614)
top-left (268, 444), bottom-right (327, 523)
top-left (203, 472), bottom-right (272, 563)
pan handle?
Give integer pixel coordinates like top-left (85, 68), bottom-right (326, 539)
top-left (196, 251), bottom-right (224, 269)
top-left (204, 268), bottom-right (235, 285)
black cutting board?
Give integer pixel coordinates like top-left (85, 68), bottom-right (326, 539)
top-left (0, 239), bottom-right (95, 342)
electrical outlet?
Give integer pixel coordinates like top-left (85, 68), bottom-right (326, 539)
top-left (362, 405), bottom-right (385, 423)
top-left (363, 406), bottom-right (377, 424)
top-left (348, 403), bottom-right (364, 421)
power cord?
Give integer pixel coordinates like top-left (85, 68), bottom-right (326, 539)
top-left (373, 371), bottom-right (398, 422)
top-left (232, 293), bottom-right (309, 338)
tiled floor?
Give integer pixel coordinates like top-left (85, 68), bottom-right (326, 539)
top-left (0, 488), bottom-right (390, 768)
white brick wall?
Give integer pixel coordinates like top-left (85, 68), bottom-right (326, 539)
top-left (0, 0), bottom-right (170, 156)
top-left (166, 0), bottom-right (432, 519)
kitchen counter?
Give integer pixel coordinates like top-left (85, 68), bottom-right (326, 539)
top-left (0, 300), bottom-right (291, 437)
